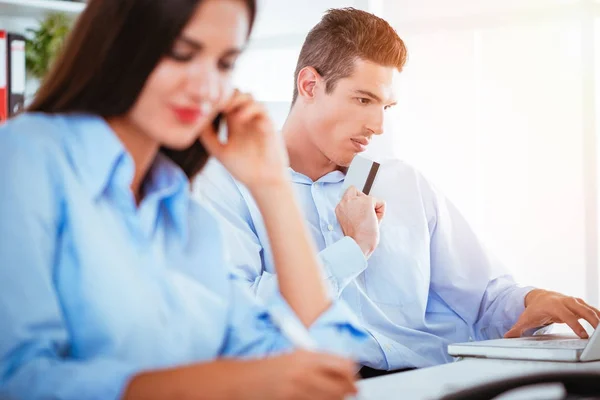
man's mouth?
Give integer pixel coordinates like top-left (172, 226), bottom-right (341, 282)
top-left (351, 137), bottom-right (370, 152)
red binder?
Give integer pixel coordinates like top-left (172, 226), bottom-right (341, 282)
top-left (0, 30), bottom-right (8, 123)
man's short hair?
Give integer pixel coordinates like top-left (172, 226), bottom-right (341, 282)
top-left (292, 8), bottom-right (408, 104)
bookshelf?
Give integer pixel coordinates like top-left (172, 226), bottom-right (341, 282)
top-left (0, 0), bottom-right (85, 20)
top-left (0, 0), bottom-right (85, 104)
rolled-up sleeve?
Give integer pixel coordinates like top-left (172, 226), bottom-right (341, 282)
top-left (220, 275), bottom-right (367, 359)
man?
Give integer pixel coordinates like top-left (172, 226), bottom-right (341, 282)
top-left (195, 8), bottom-right (600, 378)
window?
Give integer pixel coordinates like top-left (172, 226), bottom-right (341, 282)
top-left (385, 0), bottom-right (598, 302)
top-left (236, 0), bottom-right (600, 303)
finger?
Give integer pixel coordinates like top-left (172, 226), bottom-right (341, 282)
top-left (504, 312), bottom-right (537, 338)
top-left (343, 186), bottom-right (359, 199)
top-left (572, 299), bottom-right (600, 327)
top-left (373, 198), bottom-right (385, 210)
top-left (304, 371), bottom-right (357, 400)
top-left (566, 301), bottom-right (600, 329)
top-left (198, 127), bottom-right (225, 159)
top-left (589, 305), bottom-right (600, 321)
top-left (372, 197), bottom-right (386, 222)
top-left (504, 322), bottom-right (526, 338)
top-left (303, 353), bottom-right (357, 400)
top-left (557, 307), bottom-right (588, 338)
top-left (222, 90), bottom-right (251, 113)
top-left (589, 305), bottom-right (600, 318)
top-left (576, 298), bottom-right (600, 319)
top-left (588, 302), bottom-right (600, 314)
top-left (311, 353), bottom-right (357, 378)
top-left (283, 386), bottom-right (317, 400)
top-left (232, 101), bottom-right (268, 125)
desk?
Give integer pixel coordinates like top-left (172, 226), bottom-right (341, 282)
top-left (357, 358), bottom-right (600, 399)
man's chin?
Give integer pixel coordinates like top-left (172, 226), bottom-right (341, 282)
top-left (338, 153), bottom-right (359, 167)
top-left (324, 149), bottom-right (355, 169)
top-left (333, 160), bottom-right (353, 174)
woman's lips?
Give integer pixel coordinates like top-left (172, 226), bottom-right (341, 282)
top-left (172, 106), bottom-right (203, 124)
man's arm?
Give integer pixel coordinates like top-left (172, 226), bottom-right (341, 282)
top-left (193, 160), bottom-right (369, 300)
top-left (423, 172), bottom-right (600, 339)
top-left (421, 172), bottom-right (534, 340)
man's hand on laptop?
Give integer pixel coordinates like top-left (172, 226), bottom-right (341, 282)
top-left (335, 186), bottom-right (386, 259)
top-left (504, 289), bottom-right (600, 339)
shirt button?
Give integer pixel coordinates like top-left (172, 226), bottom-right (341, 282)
top-left (327, 224), bottom-right (334, 231)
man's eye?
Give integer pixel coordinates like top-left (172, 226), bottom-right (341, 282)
top-left (218, 60), bottom-right (235, 72)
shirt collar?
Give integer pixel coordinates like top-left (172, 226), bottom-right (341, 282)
top-left (64, 114), bottom-right (190, 241)
top-left (66, 114), bottom-right (129, 200)
top-left (144, 153), bottom-right (190, 243)
top-left (288, 167), bottom-right (346, 185)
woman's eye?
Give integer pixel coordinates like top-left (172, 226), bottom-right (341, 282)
top-left (357, 98), bottom-right (371, 105)
top-left (168, 50), bottom-right (194, 62)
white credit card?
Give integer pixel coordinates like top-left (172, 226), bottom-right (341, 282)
top-left (341, 155), bottom-right (380, 195)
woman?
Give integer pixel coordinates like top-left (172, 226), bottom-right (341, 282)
top-left (0, 0), bottom-right (364, 399)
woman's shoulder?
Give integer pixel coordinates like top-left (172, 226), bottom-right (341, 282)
top-left (0, 112), bottom-right (71, 152)
top-left (0, 113), bottom-right (74, 196)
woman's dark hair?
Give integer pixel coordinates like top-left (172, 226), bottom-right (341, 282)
top-left (28, 0), bottom-right (257, 179)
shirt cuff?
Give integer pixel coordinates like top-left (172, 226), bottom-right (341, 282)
top-left (310, 298), bottom-right (368, 360)
top-left (319, 237), bottom-right (368, 297)
top-left (511, 286), bottom-right (536, 316)
top-left (268, 295), bottom-right (367, 360)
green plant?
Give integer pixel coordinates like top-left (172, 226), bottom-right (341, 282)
top-left (25, 13), bottom-right (73, 80)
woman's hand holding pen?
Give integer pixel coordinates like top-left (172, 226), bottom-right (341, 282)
top-left (124, 351), bottom-right (357, 400)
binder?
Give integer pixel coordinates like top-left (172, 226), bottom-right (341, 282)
top-left (0, 30), bottom-right (7, 123)
top-left (7, 33), bottom-right (26, 117)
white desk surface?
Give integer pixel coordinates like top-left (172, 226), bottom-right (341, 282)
top-left (357, 358), bottom-right (600, 400)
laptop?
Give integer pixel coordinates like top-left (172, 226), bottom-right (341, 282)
top-left (448, 328), bottom-right (600, 362)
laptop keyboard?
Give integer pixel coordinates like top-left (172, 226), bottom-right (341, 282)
top-left (518, 339), bottom-right (588, 349)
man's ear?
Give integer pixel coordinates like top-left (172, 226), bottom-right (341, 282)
top-left (297, 66), bottom-right (322, 102)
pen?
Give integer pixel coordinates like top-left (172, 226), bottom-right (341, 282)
top-left (269, 310), bottom-right (366, 400)
top-left (269, 310), bottom-right (318, 351)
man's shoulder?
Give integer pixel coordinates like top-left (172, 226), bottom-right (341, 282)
top-left (373, 157), bottom-right (440, 201)
top-left (194, 159), bottom-right (244, 198)
top-left (193, 158), bottom-right (258, 218)
top-left (378, 158), bottom-right (430, 186)
top-left (380, 157), bottom-right (418, 174)
top-left (198, 158), bottom-right (234, 182)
